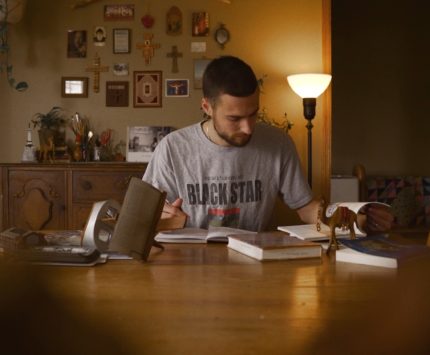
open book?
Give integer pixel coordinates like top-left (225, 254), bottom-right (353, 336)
top-left (155, 226), bottom-right (255, 244)
top-left (278, 201), bottom-right (390, 241)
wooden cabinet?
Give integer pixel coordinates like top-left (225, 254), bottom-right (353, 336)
top-left (0, 163), bottom-right (147, 231)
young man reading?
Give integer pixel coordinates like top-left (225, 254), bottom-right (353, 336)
top-left (143, 56), bottom-right (393, 232)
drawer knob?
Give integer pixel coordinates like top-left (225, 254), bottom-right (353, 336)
top-left (81, 180), bottom-right (92, 190)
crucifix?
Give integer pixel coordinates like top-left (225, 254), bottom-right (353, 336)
top-left (167, 45), bottom-right (183, 73)
top-left (85, 53), bottom-right (109, 93)
top-left (136, 33), bottom-right (160, 65)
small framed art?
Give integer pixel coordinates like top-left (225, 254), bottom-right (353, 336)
top-left (67, 30), bottom-right (87, 58)
top-left (104, 4), bottom-right (134, 21)
top-left (193, 58), bottom-right (211, 89)
top-left (192, 12), bottom-right (209, 36)
top-left (106, 81), bottom-right (129, 107)
top-left (113, 28), bottom-right (131, 54)
top-left (61, 77), bottom-right (88, 98)
top-left (165, 79), bottom-right (189, 97)
top-left (133, 71), bottom-right (162, 107)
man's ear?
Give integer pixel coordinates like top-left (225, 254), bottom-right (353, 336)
top-left (201, 98), bottom-right (213, 117)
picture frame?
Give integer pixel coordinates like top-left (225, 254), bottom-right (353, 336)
top-left (192, 12), bottom-right (209, 36)
top-left (104, 4), bottom-right (134, 21)
top-left (67, 30), bottom-right (87, 58)
top-left (61, 77), bottom-right (89, 98)
top-left (193, 58), bottom-right (211, 89)
top-left (93, 26), bottom-right (107, 47)
top-left (106, 81), bottom-right (129, 107)
top-left (165, 79), bottom-right (189, 97)
top-left (113, 28), bottom-right (131, 54)
top-left (133, 71), bottom-right (162, 108)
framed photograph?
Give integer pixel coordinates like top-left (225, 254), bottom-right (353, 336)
top-left (113, 62), bottom-right (129, 76)
top-left (127, 126), bottom-right (175, 162)
top-left (106, 81), bottom-right (129, 107)
top-left (61, 77), bottom-right (88, 98)
top-left (193, 58), bottom-right (211, 89)
top-left (133, 71), bottom-right (162, 107)
top-left (104, 4), bottom-right (134, 21)
top-left (165, 79), bottom-right (189, 97)
top-left (192, 12), bottom-right (209, 36)
top-left (113, 28), bottom-right (131, 54)
top-left (93, 26), bottom-right (106, 47)
top-left (67, 30), bottom-right (87, 58)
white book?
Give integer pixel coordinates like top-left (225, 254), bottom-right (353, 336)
top-left (155, 226), bottom-right (255, 244)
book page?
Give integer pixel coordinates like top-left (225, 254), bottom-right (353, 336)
top-left (277, 224), bottom-right (354, 241)
top-left (206, 226), bottom-right (255, 242)
top-left (154, 228), bottom-right (208, 244)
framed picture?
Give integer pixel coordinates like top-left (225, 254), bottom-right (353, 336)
top-left (133, 71), bottom-right (162, 107)
top-left (61, 77), bottom-right (88, 98)
top-left (104, 4), bottom-right (134, 21)
top-left (106, 81), bottom-right (129, 107)
top-left (192, 12), bottom-right (209, 36)
top-left (113, 62), bottom-right (129, 76)
top-left (193, 58), bottom-right (211, 89)
top-left (67, 30), bottom-right (87, 58)
top-left (165, 79), bottom-right (189, 97)
top-left (113, 28), bottom-right (131, 54)
top-left (93, 26), bottom-right (106, 47)
top-left (127, 126), bottom-right (175, 162)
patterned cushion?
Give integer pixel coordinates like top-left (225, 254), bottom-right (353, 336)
top-left (366, 176), bottom-right (430, 227)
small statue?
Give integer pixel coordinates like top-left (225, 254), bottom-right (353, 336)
top-left (40, 136), bottom-right (55, 163)
top-left (317, 197), bottom-right (358, 254)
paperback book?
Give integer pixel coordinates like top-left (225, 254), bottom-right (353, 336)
top-left (227, 231), bottom-right (322, 261)
top-left (336, 235), bottom-right (430, 268)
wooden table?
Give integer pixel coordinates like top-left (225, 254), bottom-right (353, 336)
top-left (1, 242), bottom-right (430, 355)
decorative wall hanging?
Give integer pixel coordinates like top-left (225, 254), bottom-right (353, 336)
top-left (193, 58), bottom-right (211, 89)
top-left (166, 6), bottom-right (182, 35)
top-left (104, 4), bottom-right (134, 21)
top-left (141, 4), bottom-right (154, 29)
top-left (166, 45), bottom-right (182, 73)
top-left (106, 81), bottom-right (129, 107)
top-left (214, 23), bottom-right (230, 49)
top-left (136, 33), bottom-right (160, 65)
top-left (113, 28), bottom-right (130, 54)
top-left (93, 26), bottom-right (106, 46)
top-left (85, 53), bottom-right (109, 93)
top-left (133, 71), bottom-right (162, 107)
top-left (61, 76), bottom-right (88, 98)
top-left (165, 79), bottom-right (189, 97)
top-left (192, 12), bottom-right (209, 36)
top-left (67, 30), bottom-right (87, 58)
top-left (113, 63), bottom-right (129, 76)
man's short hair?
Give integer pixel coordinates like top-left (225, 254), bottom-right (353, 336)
top-left (202, 56), bottom-right (258, 103)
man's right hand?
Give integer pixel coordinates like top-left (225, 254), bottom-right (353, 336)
top-left (157, 198), bottom-right (188, 231)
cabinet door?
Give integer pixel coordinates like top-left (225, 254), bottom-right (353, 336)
top-left (8, 170), bottom-right (66, 230)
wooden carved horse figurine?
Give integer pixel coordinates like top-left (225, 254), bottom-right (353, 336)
top-left (317, 198), bottom-right (358, 254)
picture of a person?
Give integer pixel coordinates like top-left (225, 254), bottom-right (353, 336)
top-left (68, 30), bottom-right (87, 58)
top-left (93, 26), bottom-right (106, 47)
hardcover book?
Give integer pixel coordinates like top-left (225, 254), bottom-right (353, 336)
top-left (227, 231), bottom-right (322, 261)
top-left (336, 235), bottom-right (430, 268)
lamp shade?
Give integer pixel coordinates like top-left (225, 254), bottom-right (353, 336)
top-left (287, 73), bottom-right (332, 98)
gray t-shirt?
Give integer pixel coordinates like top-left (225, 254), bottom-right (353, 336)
top-left (143, 121), bottom-right (312, 231)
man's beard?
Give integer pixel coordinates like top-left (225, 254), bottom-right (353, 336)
top-left (212, 119), bottom-right (252, 147)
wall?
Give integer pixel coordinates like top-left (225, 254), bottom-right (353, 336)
top-left (332, 0), bottom-right (430, 176)
top-left (0, 0), bottom-right (328, 206)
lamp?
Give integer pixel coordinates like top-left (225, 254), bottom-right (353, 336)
top-left (287, 73), bottom-right (332, 187)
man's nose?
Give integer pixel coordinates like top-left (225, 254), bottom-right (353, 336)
top-left (240, 118), bottom-right (255, 135)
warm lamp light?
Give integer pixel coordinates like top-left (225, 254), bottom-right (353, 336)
top-left (287, 73), bottom-right (332, 187)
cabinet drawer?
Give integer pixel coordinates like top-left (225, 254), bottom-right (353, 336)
top-left (72, 171), bottom-right (143, 203)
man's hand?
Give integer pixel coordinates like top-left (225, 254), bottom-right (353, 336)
top-left (361, 204), bottom-right (394, 233)
top-left (156, 198), bottom-right (188, 231)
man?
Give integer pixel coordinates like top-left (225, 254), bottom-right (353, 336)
top-left (143, 56), bottom-right (392, 232)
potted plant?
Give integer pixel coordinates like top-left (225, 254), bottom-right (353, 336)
top-left (32, 106), bottom-right (68, 149)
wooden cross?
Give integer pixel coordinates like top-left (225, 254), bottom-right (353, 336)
top-left (167, 45), bottom-right (183, 73)
top-left (136, 33), bottom-right (160, 65)
top-left (85, 53), bottom-right (109, 93)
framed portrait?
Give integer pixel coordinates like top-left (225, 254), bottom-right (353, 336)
top-left (113, 62), bottom-right (129, 76)
top-left (165, 79), bottom-right (189, 97)
top-left (67, 30), bottom-right (87, 58)
top-left (104, 4), bottom-right (134, 21)
top-left (193, 58), bottom-right (211, 89)
top-left (192, 12), bottom-right (209, 36)
top-left (113, 28), bottom-right (131, 54)
top-left (106, 81), bottom-right (129, 107)
top-left (61, 77), bottom-right (88, 98)
top-left (133, 71), bottom-right (162, 108)
top-left (93, 26), bottom-right (106, 47)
